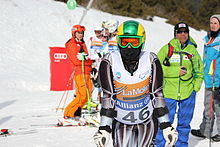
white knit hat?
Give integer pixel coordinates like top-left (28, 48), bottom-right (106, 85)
top-left (210, 14), bottom-right (220, 23)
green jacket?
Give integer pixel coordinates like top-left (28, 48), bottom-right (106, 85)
top-left (157, 37), bottom-right (204, 100)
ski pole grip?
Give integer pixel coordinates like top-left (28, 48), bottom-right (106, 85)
top-left (79, 45), bottom-right (84, 53)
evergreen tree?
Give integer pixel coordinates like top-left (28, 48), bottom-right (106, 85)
top-left (53, 0), bottom-right (220, 30)
top-left (197, 0), bottom-right (220, 30)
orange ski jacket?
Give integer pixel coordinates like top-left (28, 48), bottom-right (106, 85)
top-left (65, 38), bottom-right (93, 75)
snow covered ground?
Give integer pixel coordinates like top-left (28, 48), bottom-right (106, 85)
top-left (0, 0), bottom-right (219, 146)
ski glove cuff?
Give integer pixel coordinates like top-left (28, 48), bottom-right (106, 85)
top-left (94, 130), bottom-right (110, 147)
top-left (77, 52), bottom-right (88, 60)
top-left (163, 126), bottom-right (178, 147)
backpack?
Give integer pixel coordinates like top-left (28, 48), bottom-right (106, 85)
top-left (163, 43), bottom-right (193, 66)
top-left (163, 43), bottom-right (194, 81)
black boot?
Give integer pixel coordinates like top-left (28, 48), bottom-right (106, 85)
top-left (212, 134), bottom-right (220, 142)
top-left (191, 129), bottom-right (206, 138)
top-left (74, 108), bottom-right (81, 117)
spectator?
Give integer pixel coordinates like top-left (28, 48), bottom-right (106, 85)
top-left (88, 21), bottom-right (119, 104)
top-left (62, 25), bottom-right (93, 125)
top-left (156, 22), bottom-right (204, 147)
top-left (102, 19), bottom-right (119, 52)
top-left (191, 14), bottom-right (220, 142)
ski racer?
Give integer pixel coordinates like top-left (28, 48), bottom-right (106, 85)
top-left (63, 25), bottom-right (93, 124)
top-left (88, 25), bottom-right (104, 89)
top-left (102, 19), bottom-right (119, 52)
top-left (93, 20), bottom-right (178, 147)
top-left (89, 20), bottom-right (119, 66)
top-left (88, 25), bottom-right (104, 65)
top-left (88, 21), bottom-right (119, 103)
top-left (155, 22), bottom-right (204, 147)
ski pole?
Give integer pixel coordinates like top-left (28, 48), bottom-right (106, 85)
top-left (79, 48), bottom-right (92, 125)
top-left (81, 54), bottom-right (91, 115)
top-left (56, 71), bottom-right (74, 112)
top-left (209, 59), bottom-right (216, 147)
top-left (209, 87), bottom-right (214, 147)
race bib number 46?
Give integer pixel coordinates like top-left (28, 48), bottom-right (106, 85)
top-left (115, 95), bottom-right (153, 124)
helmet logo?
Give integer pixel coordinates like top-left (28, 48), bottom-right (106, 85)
top-left (178, 23), bottom-right (186, 28)
top-left (72, 28), bottom-right (78, 31)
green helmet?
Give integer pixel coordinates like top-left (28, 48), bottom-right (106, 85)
top-left (117, 20), bottom-right (146, 50)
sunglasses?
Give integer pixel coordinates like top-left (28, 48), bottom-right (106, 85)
top-left (118, 36), bottom-right (142, 48)
top-left (177, 30), bottom-right (189, 34)
top-left (95, 30), bottom-right (102, 34)
top-left (102, 35), bottom-right (108, 38)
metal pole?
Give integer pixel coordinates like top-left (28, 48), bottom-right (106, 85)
top-left (79, 0), bottom-right (94, 25)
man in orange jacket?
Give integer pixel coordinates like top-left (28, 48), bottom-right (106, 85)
top-left (63, 25), bottom-right (93, 122)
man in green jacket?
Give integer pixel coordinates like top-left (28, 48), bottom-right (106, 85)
top-left (155, 22), bottom-right (204, 147)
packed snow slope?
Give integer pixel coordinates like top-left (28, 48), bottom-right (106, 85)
top-left (0, 0), bottom-right (219, 147)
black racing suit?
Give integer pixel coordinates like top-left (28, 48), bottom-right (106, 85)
top-left (98, 51), bottom-right (170, 147)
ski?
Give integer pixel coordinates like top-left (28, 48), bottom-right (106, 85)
top-left (82, 116), bottom-right (99, 127)
top-left (29, 119), bottom-right (98, 129)
top-left (57, 117), bottom-right (99, 128)
top-left (55, 122), bottom-right (92, 127)
top-left (0, 129), bottom-right (11, 137)
top-left (0, 128), bottom-right (37, 137)
top-left (30, 123), bottom-right (96, 128)
top-left (82, 109), bottom-right (99, 115)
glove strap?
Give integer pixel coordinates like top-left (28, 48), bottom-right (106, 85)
top-left (160, 122), bottom-right (171, 130)
top-left (100, 108), bottom-right (117, 118)
top-left (83, 54), bottom-right (88, 60)
top-left (99, 126), bottom-right (112, 133)
top-left (154, 106), bottom-right (169, 118)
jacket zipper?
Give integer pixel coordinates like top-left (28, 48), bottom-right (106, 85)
top-left (178, 52), bottom-right (182, 100)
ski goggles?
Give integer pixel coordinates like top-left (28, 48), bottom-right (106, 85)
top-left (94, 30), bottom-right (102, 34)
top-left (118, 36), bottom-right (142, 48)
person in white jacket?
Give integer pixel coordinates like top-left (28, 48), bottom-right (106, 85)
top-left (88, 21), bottom-right (119, 103)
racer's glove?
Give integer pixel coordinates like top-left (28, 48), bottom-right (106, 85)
top-left (77, 52), bottom-right (88, 60)
top-left (93, 130), bottom-right (110, 147)
top-left (163, 126), bottom-right (178, 147)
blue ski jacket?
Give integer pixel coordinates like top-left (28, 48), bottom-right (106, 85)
top-left (203, 33), bottom-right (220, 88)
